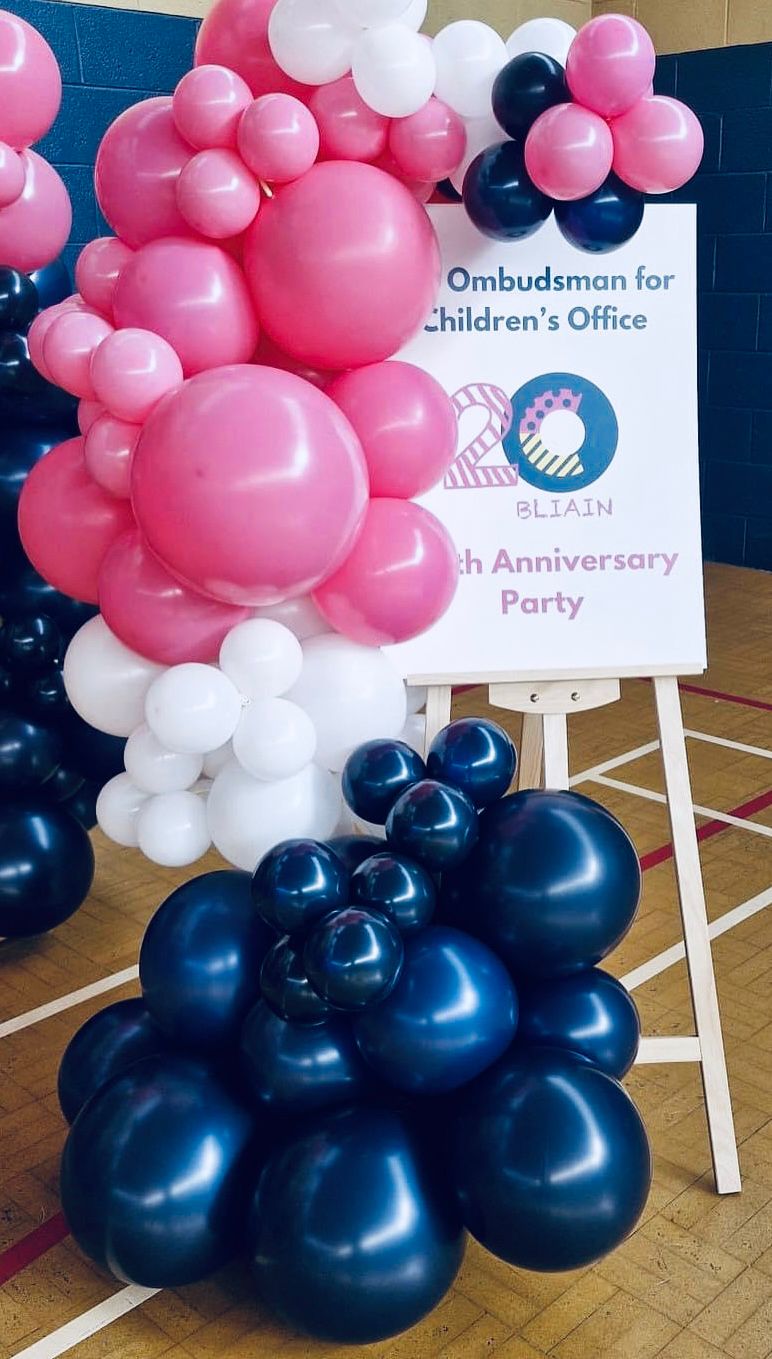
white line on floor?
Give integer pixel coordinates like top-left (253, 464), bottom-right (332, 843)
top-left (12, 1285), bottom-right (159, 1359)
top-left (622, 884), bottom-right (772, 991)
top-left (589, 773), bottom-right (772, 838)
top-left (684, 729), bottom-right (772, 759)
top-left (569, 740), bottom-right (661, 786)
top-left (0, 967), bottom-right (139, 1040)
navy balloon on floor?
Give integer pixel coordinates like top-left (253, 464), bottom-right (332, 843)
top-left (517, 968), bottom-right (641, 1078)
top-left (0, 801), bottom-right (94, 937)
top-left (240, 1000), bottom-right (371, 1113)
top-left (58, 997), bottom-right (170, 1124)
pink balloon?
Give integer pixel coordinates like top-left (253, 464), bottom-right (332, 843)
top-left (237, 94), bottom-right (320, 184)
top-left (75, 237), bottom-right (134, 318)
top-left (254, 332), bottom-right (334, 390)
top-left (0, 151), bottom-right (71, 272)
top-left (389, 98), bottom-right (466, 183)
top-left (327, 361), bottom-right (457, 499)
top-left (78, 400), bottom-right (104, 436)
top-left (177, 149), bottom-right (261, 238)
top-left (612, 96), bottom-right (705, 194)
top-left (0, 142), bottom-right (24, 208)
top-left (90, 327), bottom-right (184, 423)
top-left (43, 310), bottom-right (114, 400)
top-left (525, 104), bottom-right (613, 201)
top-left (113, 238), bottom-right (258, 377)
top-left (195, 0), bottom-right (309, 101)
top-left (131, 364), bottom-right (369, 607)
top-left (84, 414), bottom-right (141, 499)
top-left (173, 64), bottom-right (253, 150)
top-left (566, 14), bottom-right (655, 119)
top-left (28, 298), bottom-right (88, 382)
top-left (0, 11), bottom-right (61, 149)
top-left (18, 437), bottom-right (134, 604)
top-left (309, 78), bottom-right (388, 163)
top-left (313, 498), bottom-right (459, 646)
top-left (244, 161), bottom-right (440, 370)
top-left (99, 529), bottom-right (251, 664)
top-left (95, 97), bottom-right (196, 249)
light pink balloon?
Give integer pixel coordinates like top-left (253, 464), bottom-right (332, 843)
top-left (327, 361), bottom-right (457, 499)
top-left (84, 414), bottom-right (141, 499)
top-left (113, 238), bottom-right (259, 377)
top-left (0, 11), bottom-right (61, 149)
top-left (75, 237), bottom-right (135, 318)
top-left (566, 14), bottom-right (655, 119)
top-left (94, 97), bottom-right (196, 249)
top-left (0, 142), bottom-right (24, 208)
top-left (389, 98), bottom-right (466, 183)
top-left (173, 64), bottom-right (253, 149)
top-left (313, 498), bottom-right (459, 647)
top-left (90, 327), bottom-right (184, 423)
top-left (237, 94), bottom-right (320, 184)
top-left (525, 104), bottom-right (613, 201)
top-left (131, 364), bottom-right (369, 607)
top-left (43, 310), bottom-right (114, 400)
top-left (28, 298), bottom-right (88, 382)
top-left (612, 96), bottom-right (705, 194)
top-left (195, 0), bottom-right (309, 101)
top-left (78, 400), bottom-right (105, 436)
top-left (309, 77), bottom-right (388, 163)
top-left (0, 151), bottom-right (71, 272)
top-left (99, 528), bottom-right (251, 664)
top-left (176, 149), bottom-right (261, 238)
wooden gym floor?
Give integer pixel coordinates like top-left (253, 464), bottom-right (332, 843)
top-left (0, 560), bottom-right (771, 1359)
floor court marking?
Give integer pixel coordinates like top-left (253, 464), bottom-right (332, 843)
top-left (0, 1215), bottom-right (69, 1287)
top-left (11, 1285), bottom-right (160, 1359)
top-left (677, 681), bottom-right (772, 713)
top-left (569, 740), bottom-right (662, 786)
top-left (587, 775), bottom-right (772, 840)
top-left (0, 967), bottom-right (139, 1041)
top-left (684, 729), bottom-right (772, 760)
top-left (622, 884), bottom-right (772, 992)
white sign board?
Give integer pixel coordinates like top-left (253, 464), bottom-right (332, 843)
top-left (388, 204), bottom-right (706, 685)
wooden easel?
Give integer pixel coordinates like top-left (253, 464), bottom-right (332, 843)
top-left (423, 673), bottom-right (741, 1195)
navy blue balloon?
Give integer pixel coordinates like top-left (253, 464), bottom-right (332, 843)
top-left (58, 997), bottom-right (170, 1124)
top-left (444, 789), bottom-right (641, 975)
top-left (251, 837), bottom-right (348, 934)
top-left (0, 562), bottom-right (95, 638)
top-left (351, 851), bottom-right (436, 934)
top-left (43, 763), bottom-right (85, 804)
top-left (386, 778), bottom-right (478, 871)
top-left (0, 268), bottom-right (39, 331)
top-left (354, 926), bottom-right (518, 1094)
top-left (61, 1055), bottom-right (259, 1287)
top-left (436, 177), bottom-right (462, 203)
top-left (240, 1000), bottom-right (370, 1113)
top-left (260, 935), bottom-right (333, 1025)
top-left (60, 777), bottom-right (99, 831)
top-left (58, 710), bottom-right (126, 784)
top-left (327, 833), bottom-right (384, 871)
top-left (556, 174), bottom-right (644, 254)
top-left (304, 906), bottom-right (404, 1011)
top-left (248, 1105), bottom-right (465, 1344)
top-left (518, 968), bottom-right (640, 1078)
top-left (492, 52), bottom-right (569, 139)
top-left (451, 1046), bottom-right (651, 1271)
top-left (427, 717), bottom-right (516, 808)
top-left (29, 258), bottom-right (71, 310)
top-left (463, 140), bottom-right (552, 242)
top-left (2, 613), bottom-right (62, 675)
top-left (342, 738), bottom-right (426, 825)
top-left (140, 870), bottom-right (274, 1050)
top-left (0, 709), bottom-right (62, 791)
top-left (0, 331), bottom-right (76, 416)
top-left (0, 800), bottom-right (94, 936)
top-left (21, 665), bottom-right (69, 720)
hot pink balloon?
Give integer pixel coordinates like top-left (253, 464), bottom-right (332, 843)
top-left (309, 77), bottom-right (388, 163)
top-left (18, 437), bottom-right (135, 604)
top-left (525, 104), bottom-right (613, 201)
top-left (94, 97), bottom-right (195, 249)
top-left (0, 11), bottom-right (61, 149)
top-left (173, 64), bottom-right (252, 150)
top-left (78, 400), bottom-right (104, 436)
top-left (237, 94), bottom-right (320, 183)
top-left (244, 161), bottom-right (440, 370)
top-left (113, 238), bottom-right (258, 377)
top-left (75, 237), bottom-right (134, 318)
top-left (84, 414), bottom-right (141, 499)
top-left (195, 0), bottom-right (308, 101)
top-left (99, 529), bottom-right (251, 665)
top-left (313, 498), bottom-right (459, 647)
top-left (0, 151), bottom-right (71, 272)
top-left (389, 98), bottom-right (466, 183)
top-left (254, 332), bottom-right (334, 390)
top-left (90, 327), bottom-right (184, 423)
top-left (612, 96), bottom-right (705, 194)
top-left (131, 364), bottom-right (369, 607)
top-left (566, 14), bottom-right (655, 119)
top-left (43, 310), bottom-right (114, 400)
top-left (0, 142), bottom-right (24, 208)
top-left (177, 149), bottom-right (261, 238)
top-left (327, 361), bottom-right (457, 499)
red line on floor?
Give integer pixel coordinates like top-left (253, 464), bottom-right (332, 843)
top-left (640, 786), bottom-right (772, 872)
top-left (677, 682), bottom-right (772, 713)
top-left (0, 1211), bottom-right (68, 1285)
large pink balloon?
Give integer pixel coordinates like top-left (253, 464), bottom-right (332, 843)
top-left (0, 11), bottom-right (61, 149)
top-left (173, 64), bottom-right (253, 149)
top-left (99, 529), bottom-right (251, 665)
top-left (327, 361), bottom-right (458, 499)
top-left (244, 161), bottom-right (440, 370)
top-left (195, 0), bottom-right (309, 101)
top-left (525, 104), bottom-right (613, 201)
top-left (18, 437), bottom-right (134, 604)
top-left (0, 151), bottom-right (71, 272)
top-left (113, 238), bottom-right (259, 377)
top-left (309, 77), bottom-right (388, 163)
top-left (612, 96), bottom-right (705, 194)
top-left (131, 364), bottom-right (369, 606)
top-left (94, 97), bottom-right (195, 249)
top-left (566, 14), bottom-right (655, 119)
top-left (313, 498), bottom-right (459, 647)
top-left (75, 237), bottom-right (135, 318)
top-left (389, 98), bottom-right (466, 183)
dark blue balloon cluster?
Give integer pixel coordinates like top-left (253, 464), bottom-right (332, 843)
top-left (463, 52), bottom-right (644, 253)
top-left (57, 717), bottom-right (651, 1345)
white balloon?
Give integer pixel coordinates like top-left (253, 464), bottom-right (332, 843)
top-left (450, 113), bottom-right (502, 192)
top-left (352, 25), bottom-right (436, 117)
top-left (268, 0), bottom-right (357, 85)
top-left (233, 698), bottom-right (317, 781)
top-left (63, 616), bottom-right (165, 738)
top-left (399, 712), bottom-right (427, 757)
top-left (219, 618), bottom-right (303, 699)
top-left (251, 595), bottom-right (329, 642)
top-left (506, 17), bottom-right (576, 67)
top-left (208, 760), bottom-right (341, 871)
top-left (406, 684), bottom-right (427, 715)
top-left (96, 773), bottom-right (151, 847)
top-left (145, 664), bottom-right (243, 755)
top-left (401, 0), bottom-right (427, 32)
top-left (124, 724), bottom-right (202, 794)
top-left (202, 741), bottom-right (233, 778)
top-left (433, 21), bottom-right (507, 120)
top-left (136, 791), bottom-right (211, 868)
top-left (288, 635), bottom-right (407, 772)
top-left (335, 0), bottom-right (410, 25)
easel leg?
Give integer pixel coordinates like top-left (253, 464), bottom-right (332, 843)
top-left (518, 713), bottom-right (544, 790)
top-left (423, 685), bottom-right (452, 755)
top-left (653, 676), bottom-right (741, 1193)
top-left (542, 714), bottom-right (569, 791)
